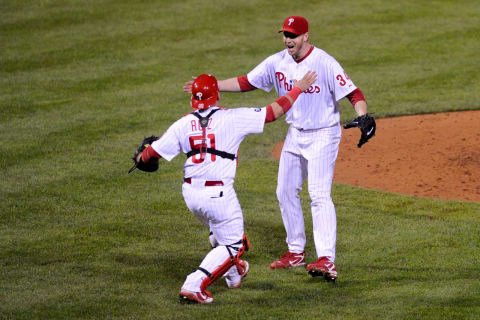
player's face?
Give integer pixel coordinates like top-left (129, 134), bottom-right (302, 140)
top-left (283, 32), bottom-right (309, 61)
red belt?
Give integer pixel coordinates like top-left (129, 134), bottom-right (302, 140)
top-left (184, 178), bottom-right (224, 186)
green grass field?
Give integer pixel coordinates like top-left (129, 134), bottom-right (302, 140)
top-left (1, 0), bottom-right (479, 319)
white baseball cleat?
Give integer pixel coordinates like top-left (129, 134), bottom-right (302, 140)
top-left (225, 260), bottom-right (249, 289)
top-left (179, 289), bottom-right (213, 304)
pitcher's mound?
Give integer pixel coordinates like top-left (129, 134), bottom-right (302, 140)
top-left (271, 111), bottom-right (480, 202)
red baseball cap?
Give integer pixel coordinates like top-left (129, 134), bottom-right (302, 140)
top-left (278, 16), bottom-right (309, 35)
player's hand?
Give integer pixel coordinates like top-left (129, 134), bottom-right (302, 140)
top-left (293, 70), bottom-right (317, 92)
top-left (183, 76), bottom-right (195, 93)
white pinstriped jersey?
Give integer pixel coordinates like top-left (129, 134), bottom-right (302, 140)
top-left (151, 106), bottom-right (266, 180)
top-left (247, 46), bottom-right (356, 130)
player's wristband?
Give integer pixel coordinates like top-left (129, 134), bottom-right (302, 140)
top-left (265, 105), bottom-right (276, 123)
top-left (287, 86), bottom-right (303, 101)
top-left (276, 87), bottom-right (303, 113)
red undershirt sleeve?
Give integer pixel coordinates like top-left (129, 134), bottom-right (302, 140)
top-left (141, 145), bottom-right (161, 163)
top-left (346, 88), bottom-right (366, 106)
top-left (237, 75), bottom-right (257, 92)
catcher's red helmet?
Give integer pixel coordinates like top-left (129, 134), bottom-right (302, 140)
top-left (191, 74), bottom-right (219, 110)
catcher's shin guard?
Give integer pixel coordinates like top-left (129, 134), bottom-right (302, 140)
top-left (238, 234), bottom-right (250, 255)
top-left (199, 235), bottom-right (250, 292)
top-left (231, 234), bottom-right (250, 277)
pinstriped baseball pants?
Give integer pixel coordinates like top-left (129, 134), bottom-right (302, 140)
top-left (182, 181), bottom-right (243, 246)
top-left (181, 181), bottom-right (244, 291)
top-left (276, 124), bottom-right (341, 261)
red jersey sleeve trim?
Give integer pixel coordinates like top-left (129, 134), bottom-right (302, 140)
top-left (237, 75), bottom-right (257, 92)
top-left (346, 88), bottom-right (366, 106)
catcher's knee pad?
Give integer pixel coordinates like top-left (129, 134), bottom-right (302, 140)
top-left (199, 235), bottom-right (250, 291)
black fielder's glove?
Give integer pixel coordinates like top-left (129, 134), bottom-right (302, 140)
top-left (343, 113), bottom-right (376, 148)
top-left (128, 135), bottom-right (160, 173)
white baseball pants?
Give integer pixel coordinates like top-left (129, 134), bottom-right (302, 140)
top-left (182, 179), bottom-right (243, 245)
top-left (181, 179), bottom-right (244, 291)
top-left (276, 125), bottom-right (341, 261)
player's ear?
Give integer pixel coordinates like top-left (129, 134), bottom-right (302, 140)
top-left (303, 32), bottom-right (309, 42)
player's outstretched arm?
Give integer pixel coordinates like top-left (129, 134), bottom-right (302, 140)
top-left (184, 76), bottom-right (256, 93)
top-left (183, 76), bottom-right (241, 93)
top-left (265, 70), bottom-right (317, 122)
top-left (183, 76), bottom-right (196, 93)
top-left (217, 78), bottom-right (242, 92)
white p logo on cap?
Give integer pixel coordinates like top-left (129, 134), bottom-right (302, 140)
top-left (288, 18), bottom-right (294, 25)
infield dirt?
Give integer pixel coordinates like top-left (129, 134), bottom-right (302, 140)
top-left (271, 111), bottom-right (480, 202)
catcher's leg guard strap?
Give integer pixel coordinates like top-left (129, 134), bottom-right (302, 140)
top-left (200, 235), bottom-right (250, 291)
top-left (198, 267), bottom-right (214, 280)
top-left (199, 235), bottom-right (250, 291)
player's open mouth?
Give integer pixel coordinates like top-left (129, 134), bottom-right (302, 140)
top-left (287, 44), bottom-right (294, 49)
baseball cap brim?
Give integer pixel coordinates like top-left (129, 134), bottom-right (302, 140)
top-left (278, 28), bottom-right (300, 35)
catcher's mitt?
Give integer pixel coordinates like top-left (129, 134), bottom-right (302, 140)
top-left (343, 113), bottom-right (376, 148)
top-left (128, 135), bottom-right (160, 174)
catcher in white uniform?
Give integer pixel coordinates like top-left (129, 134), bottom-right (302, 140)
top-left (132, 71), bottom-right (316, 303)
top-left (184, 16), bottom-right (375, 281)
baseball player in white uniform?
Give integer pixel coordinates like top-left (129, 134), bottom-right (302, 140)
top-left (184, 16), bottom-right (374, 281)
top-left (139, 71), bottom-right (316, 303)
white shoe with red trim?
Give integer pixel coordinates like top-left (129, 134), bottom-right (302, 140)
top-left (179, 289), bottom-right (213, 304)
